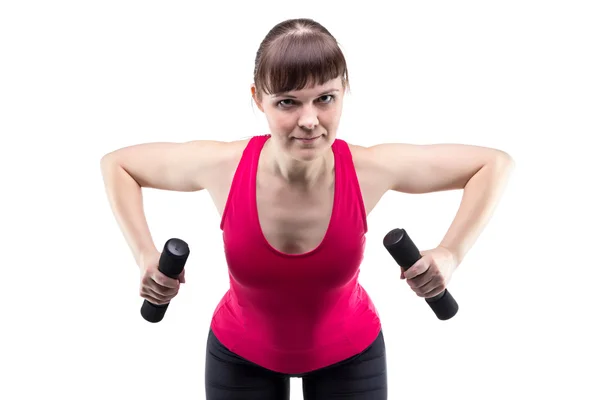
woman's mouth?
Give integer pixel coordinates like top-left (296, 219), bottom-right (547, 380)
top-left (294, 135), bottom-right (321, 143)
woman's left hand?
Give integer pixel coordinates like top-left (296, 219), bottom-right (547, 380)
top-left (400, 246), bottom-right (458, 298)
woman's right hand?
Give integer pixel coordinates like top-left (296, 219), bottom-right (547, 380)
top-left (138, 250), bottom-right (185, 305)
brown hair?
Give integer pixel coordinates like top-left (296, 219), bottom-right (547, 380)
top-left (253, 18), bottom-right (350, 103)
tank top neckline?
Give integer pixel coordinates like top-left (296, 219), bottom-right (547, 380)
top-left (252, 135), bottom-right (340, 258)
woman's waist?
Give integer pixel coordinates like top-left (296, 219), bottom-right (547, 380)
top-left (212, 286), bottom-right (379, 349)
top-left (211, 301), bottom-right (380, 353)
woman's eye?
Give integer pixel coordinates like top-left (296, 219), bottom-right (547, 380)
top-left (279, 99), bottom-right (294, 107)
top-left (277, 95), bottom-right (334, 108)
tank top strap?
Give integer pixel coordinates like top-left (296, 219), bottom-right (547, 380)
top-left (219, 134), bottom-right (270, 230)
top-left (332, 138), bottom-right (368, 234)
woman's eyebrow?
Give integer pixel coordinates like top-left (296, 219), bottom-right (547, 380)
top-left (273, 89), bottom-right (339, 98)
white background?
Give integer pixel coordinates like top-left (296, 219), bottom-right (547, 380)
top-left (2, 1), bottom-right (598, 399)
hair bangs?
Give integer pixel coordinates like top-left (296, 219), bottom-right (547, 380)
top-left (256, 32), bottom-right (348, 98)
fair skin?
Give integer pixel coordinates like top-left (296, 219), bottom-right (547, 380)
top-left (100, 75), bottom-right (514, 305)
top-left (250, 77), bottom-right (344, 186)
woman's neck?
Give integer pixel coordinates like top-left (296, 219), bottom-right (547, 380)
top-left (263, 139), bottom-right (334, 188)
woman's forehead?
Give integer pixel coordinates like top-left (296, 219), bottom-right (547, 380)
top-left (270, 77), bottom-right (343, 98)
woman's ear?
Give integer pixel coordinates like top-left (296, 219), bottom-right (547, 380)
top-left (250, 84), bottom-right (265, 113)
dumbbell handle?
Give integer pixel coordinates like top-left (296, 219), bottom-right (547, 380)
top-left (140, 238), bottom-right (190, 323)
top-left (383, 228), bottom-right (459, 320)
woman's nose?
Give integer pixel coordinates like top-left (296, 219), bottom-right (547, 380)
top-left (298, 109), bottom-right (319, 130)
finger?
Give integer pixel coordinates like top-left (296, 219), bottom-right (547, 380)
top-left (403, 260), bottom-right (429, 280)
top-left (143, 283), bottom-right (176, 298)
top-left (140, 288), bottom-right (172, 305)
top-left (421, 285), bottom-right (445, 299)
top-left (152, 271), bottom-right (180, 289)
top-left (416, 278), bottom-right (442, 296)
top-left (143, 295), bottom-right (169, 306)
top-left (179, 269), bottom-right (186, 283)
top-left (407, 259), bottom-right (445, 287)
top-left (406, 270), bottom-right (437, 290)
top-left (148, 289), bottom-right (174, 303)
top-left (406, 274), bottom-right (433, 294)
top-left (148, 277), bottom-right (179, 296)
top-left (140, 273), bottom-right (178, 297)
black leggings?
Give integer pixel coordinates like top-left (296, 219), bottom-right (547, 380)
top-left (205, 328), bottom-right (387, 400)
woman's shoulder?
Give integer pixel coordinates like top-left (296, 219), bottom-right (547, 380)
top-left (214, 136), bottom-right (253, 170)
top-left (213, 134), bottom-right (271, 175)
top-left (343, 140), bottom-right (380, 170)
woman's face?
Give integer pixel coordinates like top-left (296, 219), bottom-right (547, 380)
top-left (251, 76), bottom-right (345, 161)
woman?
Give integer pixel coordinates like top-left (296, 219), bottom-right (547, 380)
top-left (101, 18), bottom-right (514, 400)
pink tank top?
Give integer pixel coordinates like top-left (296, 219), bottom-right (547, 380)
top-left (210, 134), bottom-right (381, 374)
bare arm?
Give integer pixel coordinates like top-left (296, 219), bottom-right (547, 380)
top-left (368, 142), bottom-right (515, 264)
top-left (100, 140), bottom-right (228, 266)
